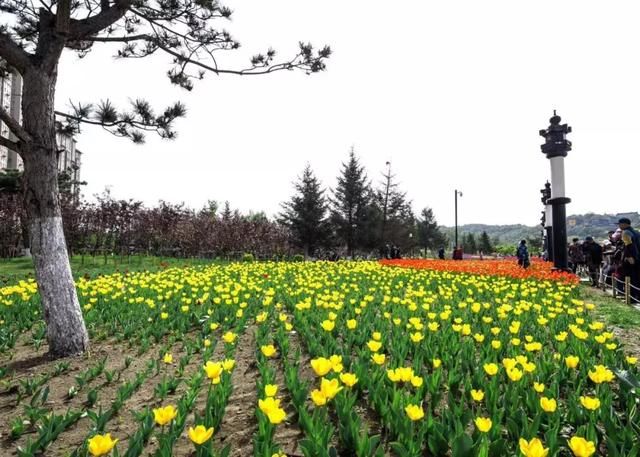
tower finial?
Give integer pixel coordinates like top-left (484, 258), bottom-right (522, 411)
top-left (553, 109), bottom-right (557, 116)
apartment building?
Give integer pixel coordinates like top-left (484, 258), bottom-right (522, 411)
top-left (0, 69), bottom-right (83, 194)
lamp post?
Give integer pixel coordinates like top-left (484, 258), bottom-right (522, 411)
top-left (454, 189), bottom-right (463, 248)
top-left (540, 181), bottom-right (553, 262)
top-left (539, 111), bottom-right (571, 271)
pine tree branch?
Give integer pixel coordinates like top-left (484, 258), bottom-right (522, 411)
top-left (0, 106), bottom-right (32, 143)
top-left (80, 34), bottom-right (150, 43)
top-left (0, 134), bottom-right (20, 153)
top-left (0, 29), bottom-right (33, 72)
top-left (68, 0), bottom-right (132, 40)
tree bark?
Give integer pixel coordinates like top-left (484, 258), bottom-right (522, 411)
top-left (20, 69), bottom-right (89, 358)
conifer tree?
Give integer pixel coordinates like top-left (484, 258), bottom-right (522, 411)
top-left (279, 165), bottom-right (330, 257)
top-left (479, 230), bottom-right (493, 254)
top-left (417, 207), bottom-right (446, 255)
top-left (330, 147), bottom-right (370, 257)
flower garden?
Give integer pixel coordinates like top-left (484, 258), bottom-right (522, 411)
top-left (0, 260), bottom-right (638, 456)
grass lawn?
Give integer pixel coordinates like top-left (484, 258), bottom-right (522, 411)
top-left (0, 255), bottom-right (218, 283)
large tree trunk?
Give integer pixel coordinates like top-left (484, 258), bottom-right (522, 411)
top-left (20, 69), bottom-right (89, 358)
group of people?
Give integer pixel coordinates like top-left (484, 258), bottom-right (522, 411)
top-left (567, 218), bottom-right (640, 299)
top-left (381, 244), bottom-right (402, 260)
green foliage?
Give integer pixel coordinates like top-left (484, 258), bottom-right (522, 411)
top-left (330, 148), bottom-right (372, 255)
top-left (417, 207), bottom-right (447, 253)
top-left (279, 165), bottom-right (331, 257)
top-left (478, 231), bottom-right (493, 254)
top-left (242, 253), bottom-right (255, 262)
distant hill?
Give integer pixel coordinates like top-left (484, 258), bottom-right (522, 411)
top-left (442, 212), bottom-right (640, 246)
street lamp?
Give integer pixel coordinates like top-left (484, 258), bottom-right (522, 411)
top-left (539, 111), bottom-right (572, 271)
top-left (454, 190), bottom-right (463, 248)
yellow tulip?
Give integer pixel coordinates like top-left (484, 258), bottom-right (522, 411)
top-left (88, 433), bottom-right (118, 456)
top-left (339, 372), bottom-right (358, 387)
top-left (346, 319), bottom-right (357, 329)
top-left (484, 363), bottom-right (498, 376)
top-left (579, 396), bottom-right (600, 410)
top-left (565, 356), bottom-right (579, 369)
top-left (188, 425), bottom-right (214, 445)
top-left (163, 353), bottom-right (173, 364)
top-left (470, 389), bottom-right (484, 402)
top-left (367, 340), bottom-right (382, 352)
top-left (264, 384), bottom-right (278, 397)
top-left (321, 320), bottom-right (335, 331)
top-left (405, 404), bottom-right (424, 421)
top-left (310, 389), bottom-right (327, 406)
top-left (203, 361), bottom-right (223, 380)
top-left (223, 359), bottom-right (235, 372)
top-left (588, 365), bottom-right (614, 384)
top-left (410, 376), bottom-right (423, 387)
top-left (371, 353), bottom-right (386, 365)
top-left (568, 436), bottom-right (596, 457)
top-left (387, 368), bottom-right (401, 383)
top-left (539, 397), bottom-right (557, 413)
top-left (267, 407), bottom-right (286, 424)
top-left (507, 367), bottom-right (523, 382)
top-left (474, 417), bottom-right (492, 433)
top-left (533, 382), bottom-right (545, 393)
top-left (258, 397), bottom-right (281, 415)
top-left (310, 357), bottom-right (332, 376)
top-left (222, 331), bottom-right (237, 344)
top-left (261, 344), bottom-right (277, 358)
top-left (432, 359), bottom-right (442, 369)
top-left (153, 405), bottom-right (177, 426)
top-left (519, 437), bottom-right (549, 457)
top-left (320, 377), bottom-right (343, 399)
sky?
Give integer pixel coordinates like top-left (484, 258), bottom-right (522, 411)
top-left (55, 0), bottom-right (640, 227)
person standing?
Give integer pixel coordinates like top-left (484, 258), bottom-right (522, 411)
top-left (516, 240), bottom-right (530, 269)
top-left (568, 238), bottom-right (584, 274)
top-left (582, 236), bottom-right (603, 287)
top-left (437, 247), bottom-right (445, 260)
top-left (618, 218), bottom-right (640, 300)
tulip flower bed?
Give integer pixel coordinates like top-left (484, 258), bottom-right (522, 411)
top-left (0, 261), bottom-right (638, 456)
top-left (381, 258), bottom-right (580, 284)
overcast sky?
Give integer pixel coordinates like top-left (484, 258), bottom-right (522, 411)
top-left (56, 0), bottom-right (640, 226)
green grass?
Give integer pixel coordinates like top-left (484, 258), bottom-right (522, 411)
top-left (0, 254), bottom-right (219, 284)
top-left (580, 285), bottom-right (640, 328)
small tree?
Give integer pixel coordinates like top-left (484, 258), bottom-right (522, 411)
top-left (279, 165), bottom-right (330, 257)
top-left (330, 147), bottom-right (371, 257)
top-left (462, 233), bottom-right (477, 254)
top-left (417, 207), bottom-right (446, 256)
top-left (0, 0), bottom-right (330, 357)
top-left (479, 230), bottom-right (493, 254)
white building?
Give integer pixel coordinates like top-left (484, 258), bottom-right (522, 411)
top-left (0, 69), bottom-right (83, 194)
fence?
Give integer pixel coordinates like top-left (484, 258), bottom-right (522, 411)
top-left (597, 270), bottom-right (640, 307)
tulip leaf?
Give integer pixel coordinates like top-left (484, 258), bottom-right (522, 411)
top-left (452, 433), bottom-right (473, 457)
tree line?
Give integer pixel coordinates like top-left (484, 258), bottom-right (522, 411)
top-left (1, 149), bottom-right (451, 259)
top-left (279, 149), bottom-right (446, 258)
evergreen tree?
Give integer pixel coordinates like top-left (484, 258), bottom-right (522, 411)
top-left (221, 201), bottom-right (233, 221)
top-left (479, 230), bottom-right (493, 254)
top-left (463, 233), bottom-right (477, 254)
top-left (417, 207), bottom-right (446, 255)
top-left (374, 163), bottom-right (415, 250)
top-left (0, 0), bottom-right (330, 357)
top-left (279, 165), bottom-right (330, 257)
top-left (330, 147), bottom-right (370, 257)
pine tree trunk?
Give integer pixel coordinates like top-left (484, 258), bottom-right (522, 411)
top-left (21, 69), bottom-right (89, 358)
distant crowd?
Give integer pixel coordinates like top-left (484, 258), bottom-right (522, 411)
top-left (562, 217), bottom-right (640, 299)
